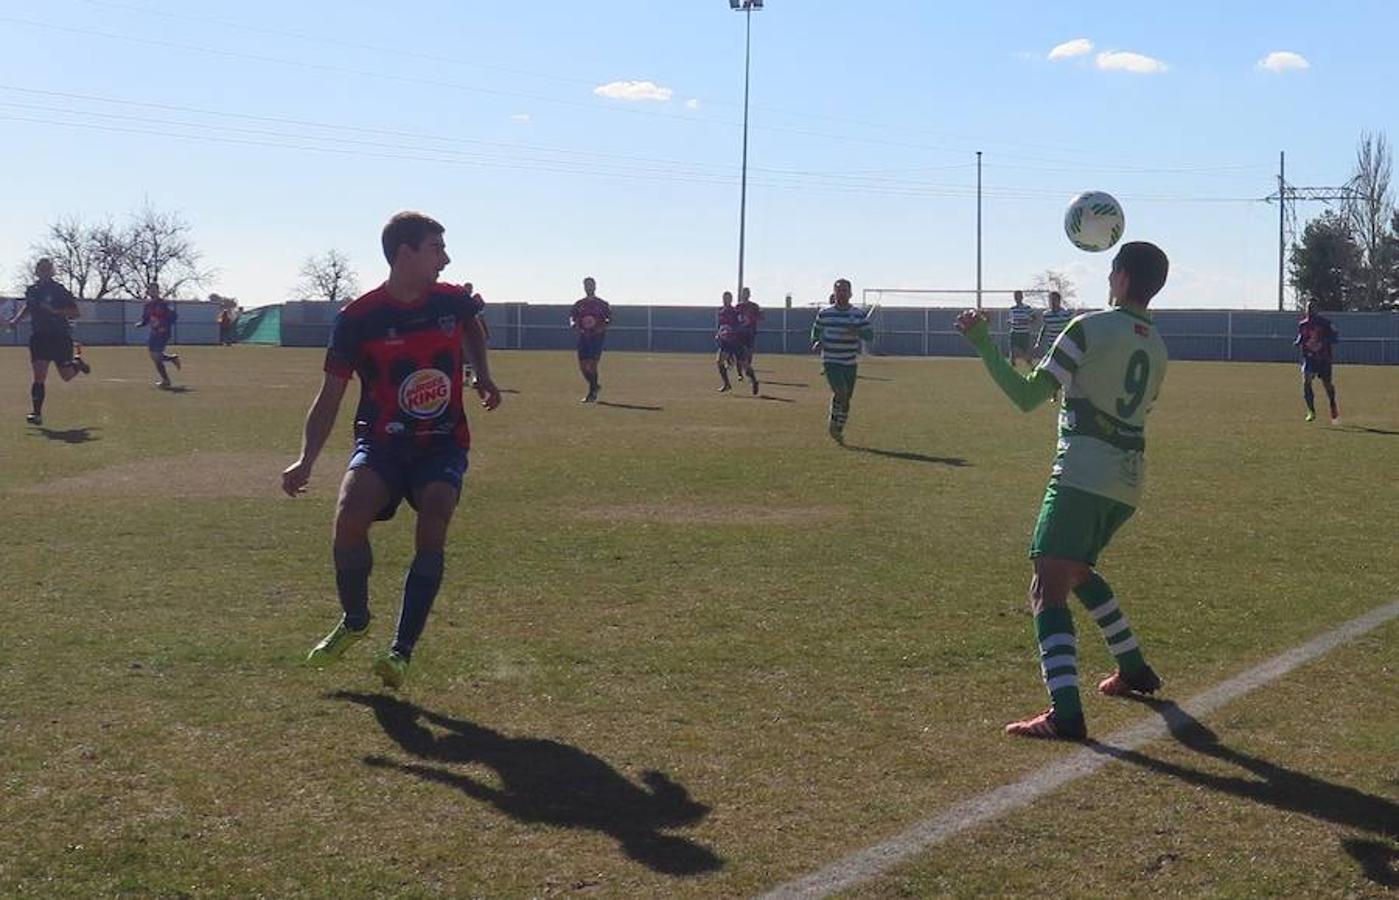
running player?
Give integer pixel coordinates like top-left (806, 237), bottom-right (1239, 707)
top-left (955, 242), bottom-right (1170, 740)
top-left (811, 278), bottom-right (874, 444)
top-left (8, 258), bottom-right (91, 425)
top-left (1007, 290), bottom-right (1036, 368)
top-left (715, 290), bottom-right (743, 392)
top-left (135, 283), bottom-right (182, 388)
top-left (570, 277), bottom-right (610, 403)
top-left (734, 286), bottom-right (763, 394)
top-left (282, 212), bottom-right (501, 690)
top-left (1295, 301), bottom-right (1340, 424)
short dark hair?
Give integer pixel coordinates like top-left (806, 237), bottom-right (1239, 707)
top-left (381, 212), bottom-right (444, 264)
top-left (1049, 291), bottom-right (1061, 302)
top-left (1112, 241), bottom-right (1169, 305)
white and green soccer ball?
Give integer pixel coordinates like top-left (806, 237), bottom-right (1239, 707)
top-left (1064, 191), bottom-right (1125, 252)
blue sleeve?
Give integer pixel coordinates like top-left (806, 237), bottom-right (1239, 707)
top-left (324, 312), bottom-right (359, 377)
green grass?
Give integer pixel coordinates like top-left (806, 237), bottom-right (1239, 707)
top-left (1, 346), bottom-right (1395, 898)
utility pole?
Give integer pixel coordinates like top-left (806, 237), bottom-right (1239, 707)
top-left (1265, 151), bottom-right (1361, 312)
top-left (730, 0), bottom-right (763, 302)
top-left (976, 150), bottom-right (983, 310)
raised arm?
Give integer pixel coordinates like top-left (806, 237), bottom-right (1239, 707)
top-left (956, 310), bottom-right (1059, 412)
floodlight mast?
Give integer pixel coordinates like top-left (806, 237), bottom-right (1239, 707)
top-left (730, 0), bottom-right (763, 302)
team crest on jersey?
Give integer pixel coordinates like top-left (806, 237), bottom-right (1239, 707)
top-left (438, 315), bottom-right (457, 336)
top-left (398, 368), bottom-right (451, 419)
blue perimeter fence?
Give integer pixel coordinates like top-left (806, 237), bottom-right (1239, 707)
top-left (4, 300), bottom-right (1398, 365)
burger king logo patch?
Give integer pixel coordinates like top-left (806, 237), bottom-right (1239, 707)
top-left (398, 369), bottom-right (451, 419)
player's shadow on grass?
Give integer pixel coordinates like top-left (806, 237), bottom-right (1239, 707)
top-left (1088, 699), bottom-right (1398, 886)
top-left (596, 401), bottom-right (664, 412)
top-left (160, 385), bottom-right (195, 394)
top-left (333, 691), bottom-right (722, 876)
top-left (756, 394), bottom-right (794, 403)
top-left (761, 380), bottom-right (808, 388)
top-left (847, 444), bottom-right (969, 467)
top-left (856, 374), bottom-right (893, 382)
top-left (31, 426), bottom-right (100, 444)
top-left (1338, 424), bottom-right (1399, 436)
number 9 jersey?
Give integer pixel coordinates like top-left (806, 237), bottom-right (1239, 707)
top-left (1035, 307), bottom-right (1168, 508)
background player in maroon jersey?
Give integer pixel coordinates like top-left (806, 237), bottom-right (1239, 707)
top-left (1295, 300), bottom-right (1341, 424)
top-left (734, 286), bottom-right (763, 394)
top-left (135, 282), bottom-right (182, 389)
top-left (282, 212), bottom-right (501, 689)
top-left (570, 276), bottom-right (610, 403)
top-left (715, 290), bottom-right (743, 392)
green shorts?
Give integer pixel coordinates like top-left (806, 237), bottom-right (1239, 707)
top-left (1029, 482), bottom-right (1135, 567)
top-left (1010, 332), bottom-right (1032, 353)
top-left (822, 362), bottom-right (858, 395)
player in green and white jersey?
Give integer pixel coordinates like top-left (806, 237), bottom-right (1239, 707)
top-left (1037, 291), bottom-right (1074, 355)
top-left (1007, 291), bottom-right (1037, 368)
top-left (810, 278), bottom-right (874, 444)
top-left (956, 242), bottom-right (1170, 741)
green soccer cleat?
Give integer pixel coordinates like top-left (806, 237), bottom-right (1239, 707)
top-left (372, 650), bottom-right (410, 689)
top-left (305, 618), bottom-right (369, 667)
top-left (1304, 411), bottom-right (1316, 422)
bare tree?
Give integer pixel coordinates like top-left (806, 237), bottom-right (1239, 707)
top-left (87, 220), bottom-right (130, 300)
top-left (295, 249), bottom-right (359, 303)
top-left (1031, 269), bottom-right (1077, 303)
top-left (1346, 131), bottom-right (1393, 310)
top-left (31, 216), bottom-right (95, 298)
top-left (117, 203), bottom-right (210, 299)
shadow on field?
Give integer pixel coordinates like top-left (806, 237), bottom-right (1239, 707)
top-left (160, 385), bottom-right (195, 394)
top-left (333, 691), bottom-right (722, 876)
top-left (1338, 425), bottom-right (1399, 436)
top-left (762, 380), bottom-right (808, 388)
top-left (847, 445), bottom-right (969, 467)
top-left (31, 426), bottom-right (100, 444)
top-left (596, 401), bottom-right (664, 412)
top-left (756, 394), bottom-right (794, 403)
top-left (856, 374), bottom-right (893, 382)
top-left (1088, 699), bottom-right (1399, 885)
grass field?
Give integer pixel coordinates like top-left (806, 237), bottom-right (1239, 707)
top-left (1, 345), bottom-right (1396, 898)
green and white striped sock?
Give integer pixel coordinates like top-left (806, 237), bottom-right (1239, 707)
top-left (1075, 573), bottom-right (1147, 675)
top-left (1035, 606), bottom-right (1081, 718)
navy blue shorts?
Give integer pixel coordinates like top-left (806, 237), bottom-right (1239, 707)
top-left (148, 336), bottom-right (170, 354)
top-left (29, 331), bottom-right (74, 365)
top-left (348, 440), bottom-right (469, 522)
top-left (577, 332), bottom-right (606, 360)
top-left (1302, 357), bottom-right (1333, 380)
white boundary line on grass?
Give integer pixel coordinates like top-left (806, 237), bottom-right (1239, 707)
top-left (760, 599), bottom-right (1399, 900)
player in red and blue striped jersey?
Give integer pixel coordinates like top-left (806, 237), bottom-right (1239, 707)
top-left (734, 287), bottom-right (763, 394)
top-left (283, 211), bottom-right (501, 689)
top-left (136, 283), bottom-right (181, 389)
top-left (715, 291), bottom-right (744, 392)
top-left (1295, 301), bottom-right (1340, 424)
top-left (571, 277), bottom-right (611, 403)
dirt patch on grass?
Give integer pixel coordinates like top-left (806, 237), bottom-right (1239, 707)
top-left (573, 503), bottom-right (842, 525)
top-left (18, 452), bottom-right (314, 499)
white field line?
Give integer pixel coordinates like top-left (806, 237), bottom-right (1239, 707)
top-left (761, 600), bottom-right (1399, 900)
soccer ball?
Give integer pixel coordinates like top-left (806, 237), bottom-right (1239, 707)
top-left (1064, 191), bottom-right (1125, 252)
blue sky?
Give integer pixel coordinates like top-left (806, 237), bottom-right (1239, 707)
top-left (2, 0), bottom-right (1396, 309)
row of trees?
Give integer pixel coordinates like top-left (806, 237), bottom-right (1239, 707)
top-left (1291, 132), bottom-right (1399, 311)
top-left (16, 204), bottom-right (359, 303)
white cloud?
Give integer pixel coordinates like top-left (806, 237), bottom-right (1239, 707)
top-left (685, 98), bottom-right (701, 110)
top-left (1258, 51), bottom-right (1310, 73)
top-left (1095, 50), bottom-right (1168, 74)
top-left (1048, 38), bottom-right (1093, 61)
top-left (593, 80), bottom-right (673, 102)
top-left (509, 113), bottom-right (531, 123)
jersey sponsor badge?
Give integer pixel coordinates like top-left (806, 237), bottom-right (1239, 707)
top-left (581, 314), bottom-right (598, 330)
top-left (438, 315), bottom-right (457, 335)
top-left (398, 368), bottom-right (452, 419)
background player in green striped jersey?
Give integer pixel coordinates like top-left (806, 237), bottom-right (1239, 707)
top-left (1037, 291), bottom-right (1075, 401)
top-left (956, 242), bottom-right (1171, 741)
top-left (1007, 290), bottom-right (1037, 369)
top-left (810, 278), bottom-right (874, 444)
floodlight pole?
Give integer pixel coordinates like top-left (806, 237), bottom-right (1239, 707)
top-left (976, 150), bottom-right (983, 310)
top-left (734, 1), bottom-right (760, 303)
top-left (1277, 150), bottom-right (1285, 311)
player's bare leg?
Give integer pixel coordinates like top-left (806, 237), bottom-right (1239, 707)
top-left (716, 349), bottom-right (732, 392)
top-left (374, 481), bottom-right (458, 688)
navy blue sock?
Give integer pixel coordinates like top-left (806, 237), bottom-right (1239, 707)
top-left (1303, 379), bottom-right (1315, 412)
top-left (30, 382), bottom-right (44, 416)
top-left (333, 543), bottom-right (372, 630)
top-left (156, 360), bottom-right (169, 380)
top-left (391, 550), bottom-right (445, 659)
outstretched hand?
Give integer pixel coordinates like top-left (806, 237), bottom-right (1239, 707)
top-left (955, 309), bottom-right (988, 335)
